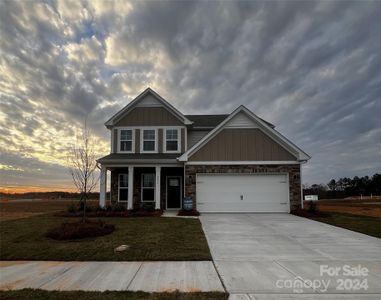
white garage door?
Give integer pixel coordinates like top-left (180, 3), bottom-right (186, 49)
top-left (196, 174), bottom-right (289, 213)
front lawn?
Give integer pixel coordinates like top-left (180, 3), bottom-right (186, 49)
top-left (309, 212), bottom-right (381, 238)
top-left (0, 215), bottom-right (211, 261)
top-left (0, 289), bottom-right (228, 300)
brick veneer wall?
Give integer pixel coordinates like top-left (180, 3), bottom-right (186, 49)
top-left (184, 164), bottom-right (301, 212)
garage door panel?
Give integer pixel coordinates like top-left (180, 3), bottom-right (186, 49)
top-left (196, 174), bottom-right (289, 213)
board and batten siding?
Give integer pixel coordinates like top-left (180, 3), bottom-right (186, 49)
top-left (189, 128), bottom-right (297, 161)
top-left (114, 107), bottom-right (183, 126)
top-left (158, 128), bottom-right (163, 153)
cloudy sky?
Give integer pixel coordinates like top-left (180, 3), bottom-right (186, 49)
top-left (1, 0), bottom-right (380, 193)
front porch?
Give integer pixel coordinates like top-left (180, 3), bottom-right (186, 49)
top-left (99, 166), bottom-right (184, 210)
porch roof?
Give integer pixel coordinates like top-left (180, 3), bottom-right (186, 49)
top-left (97, 153), bottom-right (181, 165)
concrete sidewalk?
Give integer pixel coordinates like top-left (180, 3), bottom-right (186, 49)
top-left (0, 261), bottom-right (224, 292)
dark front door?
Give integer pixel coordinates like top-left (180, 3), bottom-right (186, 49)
top-left (166, 176), bottom-right (182, 209)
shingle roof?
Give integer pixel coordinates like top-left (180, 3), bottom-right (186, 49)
top-left (185, 114), bottom-right (229, 128)
top-left (185, 114), bottom-right (274, 128)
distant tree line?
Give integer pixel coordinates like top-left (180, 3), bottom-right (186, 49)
top-left (303, 173), bottom-right (381, 199)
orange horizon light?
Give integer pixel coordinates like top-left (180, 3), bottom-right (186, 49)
top-left (0, 186), bottom-right (78, 194)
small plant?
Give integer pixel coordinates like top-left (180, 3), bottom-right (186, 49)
top-left (67, 202), bottom-right (78, 213)
top-left (110, 202), bottom-right (127, 212)
top-left (307, 200), bottom-right (318, 214)
top-left (177, 209), bottom-right (200, 216)
top-left (141, 202), bottom-right (155, 211)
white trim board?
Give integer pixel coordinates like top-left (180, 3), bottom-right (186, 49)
top-left (185, 161), bottom-right (301, 165)
top-left (100, 164), bottom-right (182, 168)
top-left (178, 105), bottom-right (311, 162)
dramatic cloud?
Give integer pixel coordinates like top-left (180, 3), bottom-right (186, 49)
top-left (1, 0), bottom-right (380, 191)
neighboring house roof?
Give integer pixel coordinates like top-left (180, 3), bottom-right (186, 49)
top-left (179, 105), bottom-right (311, 162)
top-left (105, 88), bottom-right (193, 128)
top-left (97, 153), bottom-right (180, 164)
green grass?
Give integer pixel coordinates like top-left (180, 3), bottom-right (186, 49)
top-left (0, 215), bottom-right (211, 261)
top-left (310, 212), bottom-right (381, 238)
top-left (0, 289), bottom-right (228, 300)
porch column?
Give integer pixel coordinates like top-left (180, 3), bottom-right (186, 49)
top-left (128, 166), bottom-right (134, 210)
top-left (99, 166), bottom-right (107, 208)
top-left (155, 166), bottom-right (161, 209)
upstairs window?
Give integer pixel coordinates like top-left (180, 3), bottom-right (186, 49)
top-left (165, 129), bottom-right (179, 152)
top-left (119, 129), bottom-right (133, 152)
top-left (142, 129), bottom-right (156, 152)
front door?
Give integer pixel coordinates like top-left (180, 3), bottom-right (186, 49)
top-left (166, 176), bottom-right (182, 209)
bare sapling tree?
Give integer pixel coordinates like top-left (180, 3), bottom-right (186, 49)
top-left (67, 120), bottom-right (98, 222)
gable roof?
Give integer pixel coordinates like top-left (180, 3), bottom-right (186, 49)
top-left (105, 88), bottom-right (192, 128)
top-left (179, 105), bottom-right (311, 162)
top-left (186, 114), bottom-right (275, 129)
top-left (185, 114), bottom-right (229, 128)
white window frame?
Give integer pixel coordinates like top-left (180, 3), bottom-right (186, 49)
top-left (118, 128), bottom-right (135, 153)
top-left (164, 128), bottom-right (181, 153)
top-left (141, 173), bottom-right (155, 202)
top-left (140, 128), bottom-right (158, 153)
top-left (118, 173), bottom-right (129, 202)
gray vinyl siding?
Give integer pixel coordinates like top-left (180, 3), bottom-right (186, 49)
top-left (189, 128), bottom-right (297, 161)
top-left (181, 128), bottom-right (186, 152)
top-left (187, 130), bottom-right (210, 148)
top-left (113, 129), bottom-right (118, 153)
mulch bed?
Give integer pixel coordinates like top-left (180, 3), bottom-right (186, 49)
top-left (45, 219), bottom-right (115, 240)
top-left (291, 208), bottom-right (328, 218)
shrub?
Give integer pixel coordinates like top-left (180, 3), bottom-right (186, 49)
top-left (45, 219), bottom-right (115, 240)
top-left (67, 202), bottom-right (77, 213)
top-left (132, 208), bottom-right (163, 217)
top-left (307, 200), bottom-right (318, 214)
top-left (141, 202), bottom-right (155, 211)
top-left (67, 202), bottom-right (93, 213)
top-left (177, 209), bottom-right (200, 216)
top-left (108, 202), bottom-right (127, 212)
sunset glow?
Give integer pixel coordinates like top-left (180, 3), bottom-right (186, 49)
top-left (1, 0), bottom-right (380, 193)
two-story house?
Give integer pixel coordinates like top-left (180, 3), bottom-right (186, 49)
top-left (97, 88), bottom-right (310, 213)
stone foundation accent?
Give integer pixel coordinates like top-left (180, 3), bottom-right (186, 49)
top-left (184, 164), bottom-right (301, 212)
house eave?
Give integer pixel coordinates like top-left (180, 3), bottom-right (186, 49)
top-left (97, 159), bottom-right (182, 166)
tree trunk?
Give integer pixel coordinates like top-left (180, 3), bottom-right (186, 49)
top-left (82, 192), bottom-right (87, 223)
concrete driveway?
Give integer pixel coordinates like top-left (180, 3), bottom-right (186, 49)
top-left (200, 213), bottom-right (381, 299)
